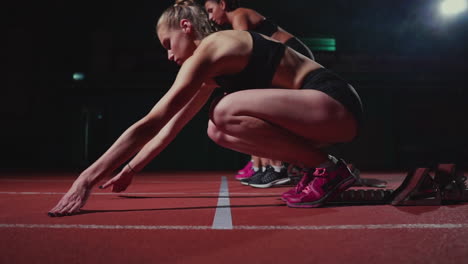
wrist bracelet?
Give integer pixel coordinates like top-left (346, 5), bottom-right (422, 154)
top-left (127, 163), bottom-right (137, 173)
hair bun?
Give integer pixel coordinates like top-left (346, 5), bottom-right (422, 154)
top-left (174, 0), bottom-right (195, 6)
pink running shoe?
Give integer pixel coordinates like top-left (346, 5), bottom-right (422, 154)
top-left (235, 167), bottom-right (255, 181)
top-left (281, 169), bottom-right (315, 201)
top-left (237, 161), bottom-right (253, 175)
top-left (286, 159), bottom-right (357, 208)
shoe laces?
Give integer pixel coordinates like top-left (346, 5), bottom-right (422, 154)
top-left (293, 168), bottom-right (314, 190)
top-left (300, 168), bottom-right (331, 194)
top-left (313, 168), bottom-right (329, 178)
top-left (301, 181), bottom-right (315, 194)
top-left (295, 174), bottom-right (310, 189)
top-left (262, 170), bottom-right (278, 182)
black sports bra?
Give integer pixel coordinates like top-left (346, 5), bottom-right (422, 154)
top-left (253, 19), bottom-right (278, 37)
top-left (214, 31), bottom-right (286, 93)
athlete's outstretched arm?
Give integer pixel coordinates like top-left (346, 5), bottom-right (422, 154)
top-left (100, 83), bottom-right (216, 192)
top-left (48, 52), bottom-right (214, 216)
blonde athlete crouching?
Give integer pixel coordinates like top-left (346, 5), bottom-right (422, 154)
top-left (48, 0), bottom-right (363, 216)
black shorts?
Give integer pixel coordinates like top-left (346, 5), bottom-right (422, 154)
top-left (285, 37), bottom-right (315, 60)
top-left (301, 68), bottom-right (364, 134)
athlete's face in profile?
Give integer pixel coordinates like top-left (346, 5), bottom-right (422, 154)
top-left (157, 22), bottom-right (196, 66)
top-left (204, 1), bottom-right (228, 25)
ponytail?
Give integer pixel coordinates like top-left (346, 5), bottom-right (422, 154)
top-left (157, 0), bottom-right (215, 39)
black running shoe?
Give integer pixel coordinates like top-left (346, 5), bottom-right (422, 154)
top-left (249, 167), bottom-right (290, 188)
top-left (240, 168), bottom-right (266, 186)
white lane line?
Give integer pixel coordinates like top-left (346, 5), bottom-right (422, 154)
top-left (0, 191), bottom-right (281, 196)
top-left (212, 176), bottom-right (233, 230)
top-left (234, 224), bottom-right (468, 230)
top-left (1, 223), bottom-right (468, 231)
top-left (0, 224), bottom-right (211, 230)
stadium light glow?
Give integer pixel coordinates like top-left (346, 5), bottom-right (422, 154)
top-left (73, 72), bottom-right (85, 81)
top-left (440, 0), bottom-right (467, 16)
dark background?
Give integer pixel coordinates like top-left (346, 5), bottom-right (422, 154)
top-left (3, 0), bottom-right (468, 172)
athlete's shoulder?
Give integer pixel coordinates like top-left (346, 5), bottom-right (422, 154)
top-left (232, 7), bottom-right (254, 16)
top-left (198, 30), bottom-right (251, 53)
top-left (193, 31), bottom-right (252, 77)
top-left (201, 30), bottom-right (248, 43)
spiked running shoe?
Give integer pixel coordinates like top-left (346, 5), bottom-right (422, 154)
top-left (237, 160), bottom-right (253, 175)
top-left (281, 168), bottom-right (315, 201)
top-left (240, 168), bottom-right (266, 186)
top-left (286, 159), bottom-right (357, 208)
top-left (235, 167), bottom-right (255, 181)
top-left (249, 167), bottom-right (290, 188)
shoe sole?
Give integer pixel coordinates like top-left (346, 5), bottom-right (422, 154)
top-left (281, 189), bottom-right (301, 202)
top-left (249, 177), bottom-right (291, 188)
top-left (281, 195), bottom-right (295, 202)
top-left (240, 181), bottom-right (250, 186)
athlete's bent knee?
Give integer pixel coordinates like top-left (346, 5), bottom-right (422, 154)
top-left (207, 121), bottom-right (233, 148)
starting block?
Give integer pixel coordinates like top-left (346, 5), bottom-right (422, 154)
top-left (349, 163), bottom-right (388, 188)
top-left (329, 189), bottom-right (394, 205)
top-left (435, 163), bottom-right (468, 204)
top-left (390, 167), bottom-right (440, 205)
top-left (328, 163), bottom-right (467, 206)
top-left (391, 164), bottom-right (468, 205)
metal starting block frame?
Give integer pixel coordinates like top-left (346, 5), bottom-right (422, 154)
top-left (328, 163), bottom-right (468, 206)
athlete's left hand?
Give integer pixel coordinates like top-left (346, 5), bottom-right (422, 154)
top-left (99, 166), bottom-right (135, 193)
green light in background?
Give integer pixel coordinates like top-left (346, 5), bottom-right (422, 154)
top-left (73, 72), bottom-right (85, 81)
top-left (310, 46), bottom-right (336, 52)
top-left (300, 37), bottom-right (336, 52)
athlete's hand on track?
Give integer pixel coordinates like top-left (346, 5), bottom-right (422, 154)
top-left (48, 180), bottom-right (91, 217)
top-left (99, 168), bottom-right (135, 193)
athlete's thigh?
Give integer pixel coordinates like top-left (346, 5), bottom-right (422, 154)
top-left (211, 88), bottom-right (356, 142)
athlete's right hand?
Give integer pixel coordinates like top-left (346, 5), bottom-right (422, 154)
top-left (48, 180), bottom-right (91, 217)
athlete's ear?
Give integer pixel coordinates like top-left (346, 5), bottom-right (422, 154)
top-left (219, 0), bottom-right (226, 10)
top-left (180, 19), bottom-right (192, 34)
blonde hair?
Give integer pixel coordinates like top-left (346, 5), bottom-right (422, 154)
top-left (157, 0), bottom-right (214, 39)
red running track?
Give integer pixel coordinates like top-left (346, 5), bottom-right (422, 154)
top-left (0, 171), bottom-right (467, 264)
